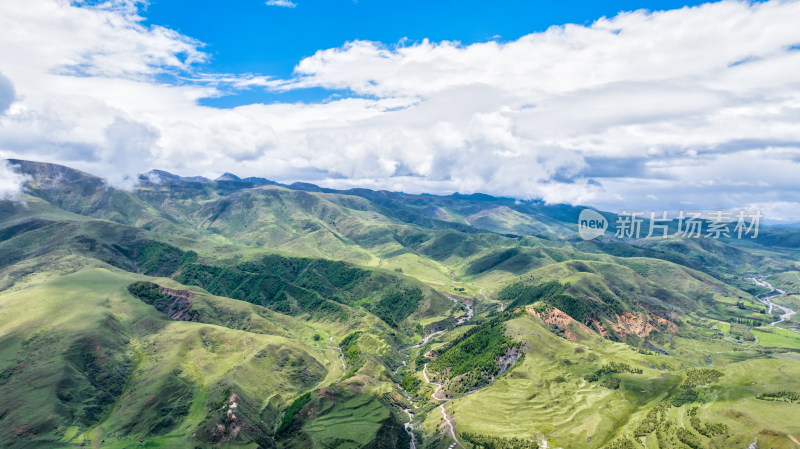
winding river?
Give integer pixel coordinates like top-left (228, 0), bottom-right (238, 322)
top-left (751, 277), bottom-right (797, 326)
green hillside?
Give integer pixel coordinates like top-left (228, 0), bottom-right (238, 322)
top-left (2, 160), bottom-right (800, 448)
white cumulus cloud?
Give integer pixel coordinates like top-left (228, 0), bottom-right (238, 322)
top-left (0, 0), bottom-right (799, 217)
top-left (0, 160), bottom-right (29, 200)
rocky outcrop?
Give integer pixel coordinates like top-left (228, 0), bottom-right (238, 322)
top-left (613, 312), bottom-right (678, 338)
top-left (527, 306), bottom-right (593, 341)
top-left (528, 305), bottom-right (678, 341)
top-left (127, 281), bottom-right (200, 322)
top-left (157, 287), bottom-right (196, 321)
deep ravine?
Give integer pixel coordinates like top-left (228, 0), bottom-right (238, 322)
top-left (403, 293), bottom-right (474, 448)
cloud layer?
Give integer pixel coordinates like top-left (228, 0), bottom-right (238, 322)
top-left (1, 0), bottom-right (799, 219)
top-left (0, 73), bottom-right (15, 116)
top-left (0, 160), bottom-right (29, 200)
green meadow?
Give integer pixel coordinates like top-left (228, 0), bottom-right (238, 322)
top-left (2, 160), bottom-right (800, 448)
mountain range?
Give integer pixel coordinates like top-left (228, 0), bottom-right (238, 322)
top-left (2, 159), bottom-right (800, 449)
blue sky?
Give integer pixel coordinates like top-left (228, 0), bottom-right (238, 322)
top-left (144, 0), bottom-right (713, 107)
top-left (1, 0), bottom-right (800, 220)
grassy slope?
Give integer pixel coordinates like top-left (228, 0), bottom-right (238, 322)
top-left (0, 264), bottom-right (343, 448)
top-left (296, 386), bottom-right (400, 449)
top-left (6, 161), bottom-right (800, 449)
top-left (128, 180), bottom-right (791, 447)
top-left (444, 311), bottom-right (800, 449)
top-left (0, 197), bottom-right (442, 448)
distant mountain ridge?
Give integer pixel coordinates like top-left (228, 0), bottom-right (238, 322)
top-left (148, 167), bottom-right (539, 204)
top-left (7, 158), bottom-right (590, 239)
